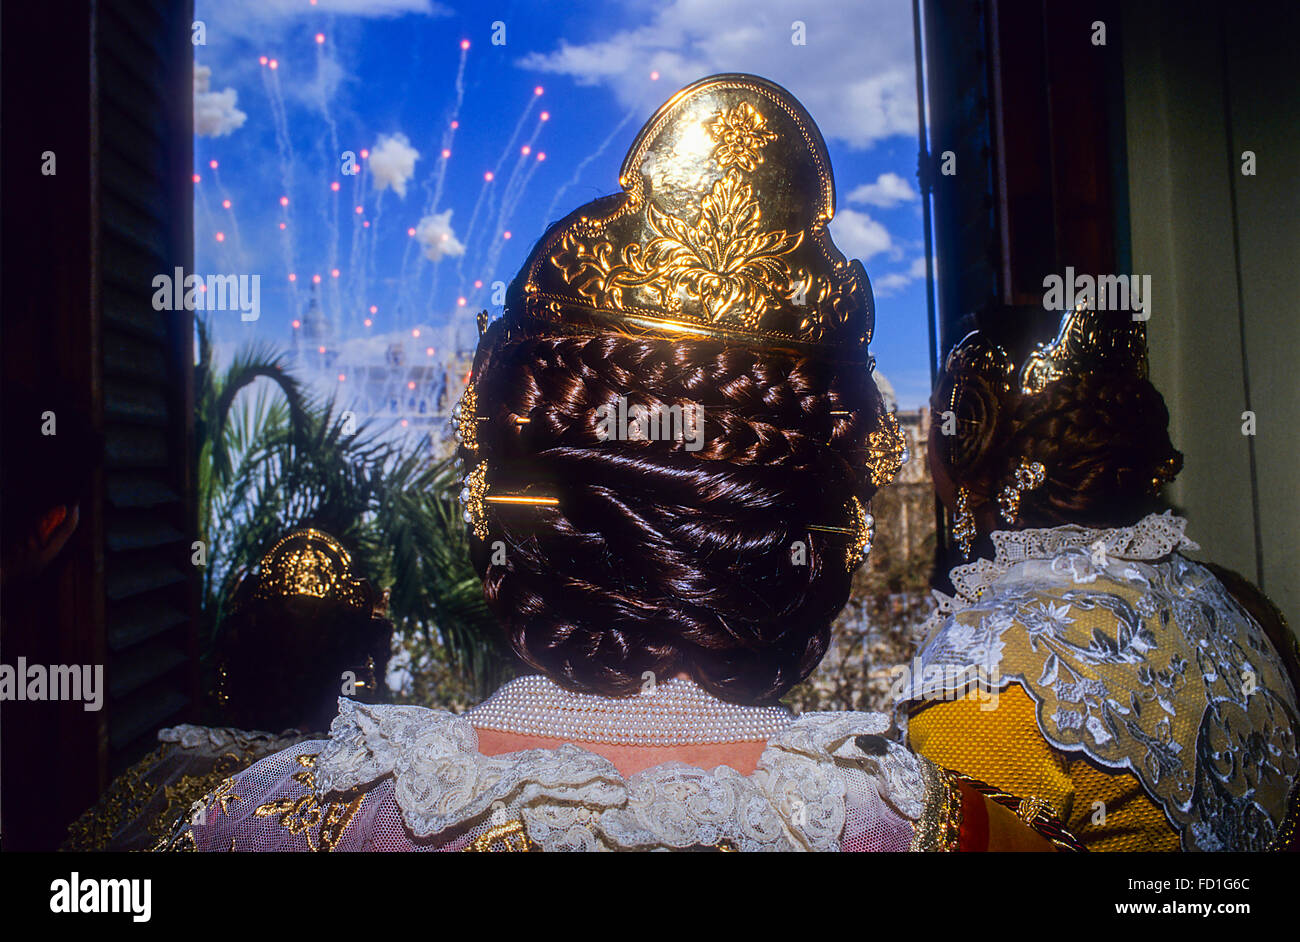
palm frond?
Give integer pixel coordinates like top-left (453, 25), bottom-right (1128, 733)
top-left (194, 320), bottom-right (511, 704)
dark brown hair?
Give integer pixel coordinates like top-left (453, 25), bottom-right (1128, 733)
top-left (461, 319), bottom-right (884, 704)
top-left (218, 590), bottom-right (393, 733)
top-left (933, 364), bottom-right (1183, 530)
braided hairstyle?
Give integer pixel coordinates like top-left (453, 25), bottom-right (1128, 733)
top-left (933, 356), bottom-right (1182, 531)
top-left (460, 312), bottom-right (886, 705)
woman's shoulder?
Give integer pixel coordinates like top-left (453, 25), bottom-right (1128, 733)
top-left (167, 698), bottom-right (939, 851)
top-left (900, 514), bottom-right (1300, 851)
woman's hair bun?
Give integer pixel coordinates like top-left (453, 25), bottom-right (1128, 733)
top-left (461, 324), bottom-right (885, 704)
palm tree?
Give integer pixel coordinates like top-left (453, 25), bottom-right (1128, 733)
top-left (376, 453), bottom-right (516, 701)
top-left (194, 318), bottom-right (512, 705)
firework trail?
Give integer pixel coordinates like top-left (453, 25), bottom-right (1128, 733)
top-left (543, 106), bottom-right (639, 225)
top-left (208, 162), bottom-right (247, 270)
top-left (347, 156), bottom-right (369, 322)
top-left (312, 29), bottom-right (344, 328)
top-left (473, 92), bottom-right (541, 257)
top-left (476, 133), bottom-right (549, 299)
top-left (449, 173), bottom-right (493, 304)
top-left (401, 42), bottom-right (469, 323)
top-left (496, 125), bottom-right (545, 225)
top-left (364, 189), bottom-right (387, 321)
top-left (261, 58), bottom-right (300, 313)
top-left (430, 43), bottom-right (469, 223)
top-left (455, 90), bottom-right (540, 289)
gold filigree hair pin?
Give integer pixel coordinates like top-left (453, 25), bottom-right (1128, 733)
top-left (866, 412), bottom-right (909, 487)
top-left (453, 381), bottom-right (531, 453)
top-left (459, 462), bottom-right (559, 541)
top-left (808, 497), bottom-right (874, 572)
top-left (459, 461), bottom-right (872, 572)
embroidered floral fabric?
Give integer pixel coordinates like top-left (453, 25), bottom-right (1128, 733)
top-left (64, 725), bottom-right (315, 852)
top-left (899, 512), bottom-right (1300, 851)
top-left (173, 700), bottom-right (936, 851)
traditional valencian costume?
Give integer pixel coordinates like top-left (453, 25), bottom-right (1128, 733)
top-left (900, 310), bottom-right (1300, 851)
top-left (160, 74), bottom-right (1078, 853)
top-left (68, 529), bottom-right (385, 851)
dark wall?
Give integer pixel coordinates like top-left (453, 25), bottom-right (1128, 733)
top-left (923, 0), bottom-right (1128, 358)
top-left (1, 0), bottom-right (197, 850)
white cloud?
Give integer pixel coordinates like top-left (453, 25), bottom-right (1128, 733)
top-left (848, 171), bottom-right (917, 209)
top-left (205, 0), bottom-right (443, 21)
top-left (194, 64), bottom-right (247, 138)
top-left (518, 0), bottom-right (917, 150)
top-left (370, 133), bottom-right (420, 198)
top-left (287, 53), bottom-right (346, 113)
top-left (871, 256), bottom-right (929, 297)
top-left (871, 273), bottom-right (909, 296)
top-left (416, 209), bottom-right (465, 262)
top-left (193, 1), bottom-right (446, 52)
top-left (829, 208), bottom-right (892, 263)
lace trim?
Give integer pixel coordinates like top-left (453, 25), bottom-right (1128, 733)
top-left (313, 698), bottom-right (926, 852)
top-left (900, 513), bottom-right (1300, 851)
top-left (927, 511), bottom-right (1197, 628)
top-left (158, 724), bottom-right (312, 753)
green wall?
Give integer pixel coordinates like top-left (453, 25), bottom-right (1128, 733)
top-left (1122, 1), bottom-right (1298, 630)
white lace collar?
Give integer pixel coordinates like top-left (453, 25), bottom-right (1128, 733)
top-left (312, 698), bottom-right (927, 851)
top-left (935, 511), bottom-right (1198, 619)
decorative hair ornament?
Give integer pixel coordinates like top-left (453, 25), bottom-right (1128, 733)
top-left (461, 460), bottom-right (872, 571)
top-left (944, 299), bottom-right (1150, 411)
top-left (460, 463), bottom-right (489, 540)
top-left (940, 299), bottom-right (1170, 544)
top-left (451, 380), bottom-right (481, 452)
top-left (1149, 455), bottom-right (1180, 495)
top-left (866, 411), bottom-right (910, 487)
top-left (952, 487), bottom-right (977, 560)
top-left (807, 496), bottom-right (874, 572)
top-left (239, 528), bottom-right (381, 615)
top-left (1019, 298), bottom-right (1148, 395)
top-left (997, 459), bottom-right (1047, 525)
top-left (512, 74), bottom-right (875, 361)
top-left (459, 462), bottom-right (560, 541)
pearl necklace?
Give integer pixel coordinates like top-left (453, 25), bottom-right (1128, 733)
top-left (466, 674), bottom-right (794, 746)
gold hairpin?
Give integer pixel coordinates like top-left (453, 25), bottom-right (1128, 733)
top-left (952, 487), bottom-right (977, 559)
top-left (453, 382), bottom-right (534, 452)
top-left (459, 462), bottom-right (559, 540)
top-left (452, 381), bottom-right (483, 452)
top-left (808, 497), bottom-right (874, 572)
top-left (460, 459), bottom-right (871, 571)
top-left (997, 459), bottom-right (1046, 525)
top-left (865, 412), bottom-right (909, 488)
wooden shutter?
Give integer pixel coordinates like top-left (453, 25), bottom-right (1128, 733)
top-left (95, 0), bottom-right (198, 773)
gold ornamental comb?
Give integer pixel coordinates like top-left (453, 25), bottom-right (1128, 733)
top-left (513, 74), bottom-right (874, 361)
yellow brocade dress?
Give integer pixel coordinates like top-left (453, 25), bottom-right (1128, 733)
top-left (898, 513), bottom-right (1299, 851)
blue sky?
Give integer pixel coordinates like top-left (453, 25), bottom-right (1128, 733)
top-left (194, 0), bottom-right (934, 409)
